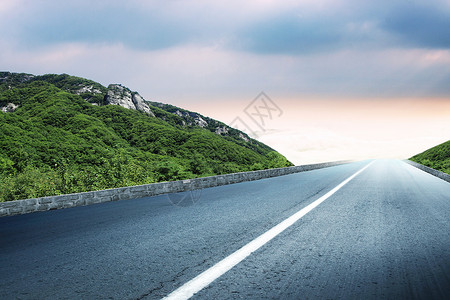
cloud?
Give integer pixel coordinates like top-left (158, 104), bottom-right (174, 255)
top-left (236, 12), bottom-right (344, 54)
top-left (0, 0), bottom-right (449, 100)
top-left (3, 0), bottom-right (449, 54)
top-left (5, 2), bottom-right (195, 50)
top-left (234, 0), bottom-right (450, 54)
top-left (382, 3), bottom-right (450, 49)
top-left (0, 0), bottom-right (19, 13)
top-left (2, 0), bottom-right (297, 50)
top-left (1, 38), bottom-right (449, 101)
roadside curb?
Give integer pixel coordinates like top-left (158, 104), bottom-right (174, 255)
top-left (404, 160), bottom-right (450, 183)
top-left (0, 160), bottom-right (351, 217)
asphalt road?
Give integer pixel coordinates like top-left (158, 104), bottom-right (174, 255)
top-left (1, 160), bottom-right (449, 299)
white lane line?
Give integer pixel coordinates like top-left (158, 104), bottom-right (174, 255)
top-left (163, 161), bottom-right (375, 300)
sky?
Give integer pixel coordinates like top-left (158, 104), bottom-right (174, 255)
top-left (1, 0), bottom-right (449, 164)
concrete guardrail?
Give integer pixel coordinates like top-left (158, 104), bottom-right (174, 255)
top-left (0, 160), bottom-right (351, 217)
top-left (404, 160), bottom-right (450, 183)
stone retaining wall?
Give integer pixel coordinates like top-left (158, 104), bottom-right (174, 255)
top-left (0, 160), bottom-right (350, 217)
top-left (405, 160), bottom-right (450, 183)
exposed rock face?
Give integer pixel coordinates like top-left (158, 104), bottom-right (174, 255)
top-left (132, 93), bottom-right (154, 116)
top-left (105, 84), bottom-right (154, 116)
top-left (194, 115), bottom-right (207, 128)
top-left (1, 103), bottom-right (19, 113)
top-left (75, 85), bottom-right (102, 95)
top-left (0, 72), bottom-right (34, 83)
top-left (239, 132), bottom-right (249, 142)
top-left (173, 110), bottom-right (207, 128)
top-left (0, 74), bottom-right (9, 83)
top-left (105, 84), bottom-right (135, 110)
top-left (215, 126), bottom-right (229, 135)
top-left (215, 126), bottom-right (248, 141)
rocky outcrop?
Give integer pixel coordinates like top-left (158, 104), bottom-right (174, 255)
top-left (105, 84), bottom-right (154, 116)
top-left (173, 110), bottom-right (208, 128)
top-left (239, 132), bottom-right (249, 142)
top-left (215, 126), bottom-right (248, 141)
top-left (105, 84), bottom-right (135, 110)
top-left (1, 103), bottom-right (19, 113)
top-left (215, 126), bottom-right (229, 135)
top-left (75, 85), bottom-right (102, 95)
top-left (0, 72), bottom-right (34, 84)
top-left (132, 93), bottom-right (154, 116)
top-left (194, 115), bottom-right (207, 127)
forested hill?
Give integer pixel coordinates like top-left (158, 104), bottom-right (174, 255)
top-left (410, 140), bottom-right (450, 174)
top-left (0, 72), bottom-right (292, 201)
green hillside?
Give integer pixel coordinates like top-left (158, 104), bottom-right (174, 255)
top-left (410, 140), bottom-right (450, 174)
top-left (0, 72), bottom-right (292, 201)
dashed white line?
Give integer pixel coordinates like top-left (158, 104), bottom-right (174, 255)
top-left (163, 161), bottom-right (375, 300)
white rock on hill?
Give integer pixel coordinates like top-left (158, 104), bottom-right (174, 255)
top-left (1, 103), bottom-right (19, 113)
top-left (105, 84), bottom-right (135, 110)
top-left (132, 93), bottom-right (155, 116)
top-left (75, 85), bottom-right (102, 95)
top-left (105, 84), bottom-right (154, 116)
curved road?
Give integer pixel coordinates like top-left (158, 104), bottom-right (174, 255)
top-left (0, 160), bottom-right (449, 299)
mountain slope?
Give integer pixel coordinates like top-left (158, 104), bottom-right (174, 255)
top-left (0, 72), bottom-right (292, 202)
top-left (410, 140), bottom-right (450, 174)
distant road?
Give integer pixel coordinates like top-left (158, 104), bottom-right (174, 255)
top-left (1, 160), bottom-right (449, 299)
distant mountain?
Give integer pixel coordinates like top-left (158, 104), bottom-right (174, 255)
top-left (0, 72), bottom-right (292, 201)
top-left (410, 140), bottom-right (450, 174)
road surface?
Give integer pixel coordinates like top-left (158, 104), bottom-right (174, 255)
top-left (0, 159), bottom-right (449, 299)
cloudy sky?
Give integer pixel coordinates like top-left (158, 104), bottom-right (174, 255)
top-left (1, 0), bottom-right (449, 164)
